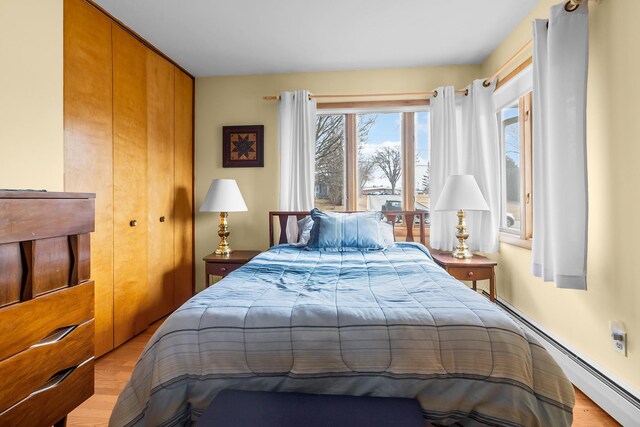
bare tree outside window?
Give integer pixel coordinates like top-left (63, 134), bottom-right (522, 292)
top-left (373, 146), bottom-right (402, 195)
top-left (314, 114), bottom-right (376, 210)
top-left (315, 115), bottom-right (345, 208)
top-left (358, 156), bottom-right (376, 190)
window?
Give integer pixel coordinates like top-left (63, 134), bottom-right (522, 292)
top-left (314, 114), bottom-right (346, 211)
top-left (498, 92), bottom-right (532, 241)
top-left (415, 111), bottom-right (430, 225)
top-left (315, 106), bottom-right (430, 222)
top-left (500, 102), bottom-right (520, 232)
top-left (356, 113), bottom-right (402, 211)
top-left (314, 107), bottom-right (429, 241)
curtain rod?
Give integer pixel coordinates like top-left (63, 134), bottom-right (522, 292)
top-left (482, 0), bottom-right (594, 85)
top-left (262, 90), bottom-right (466, 101)
top-left (262, 0), bottom-right (591, 101)
top-left (262, 36), bottom-right (528, 101)
top-left (482, 39), bottom-right (532, 87)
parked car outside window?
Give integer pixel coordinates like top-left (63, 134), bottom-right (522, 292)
top-left (380, 199), bottom-right (430, 225)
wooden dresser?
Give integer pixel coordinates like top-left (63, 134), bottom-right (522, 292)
top-left (0, 191), bottom-right (95, 426)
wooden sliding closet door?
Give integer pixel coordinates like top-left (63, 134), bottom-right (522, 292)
top-left (147, 51), bottom-right (176, 322)
top-left (112, 25), bottom-right (149, 347)
top-left (63, 0), bottom-right (114, 357)
top-left (174, 69), bottom-right (194, 307)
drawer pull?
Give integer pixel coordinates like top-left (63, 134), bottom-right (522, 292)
top-left (33, 325), bottom-right (78, 348)
top-left (220, 267), bottom-right (227, 272)
top-left (34, 366), bottom-right (76, 396)
top-left (130, 219), bottom-right (138, 227)
top-left (159, 216), bottom-right (166, 222)
top-left (467, 271), bottom-right (475, 277)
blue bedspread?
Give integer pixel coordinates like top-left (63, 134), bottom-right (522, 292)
top-left (110, 243), bottom-right (574, 426)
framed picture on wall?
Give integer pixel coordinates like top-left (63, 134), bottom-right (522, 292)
top-left (222, 125), bottom-right (264, 168)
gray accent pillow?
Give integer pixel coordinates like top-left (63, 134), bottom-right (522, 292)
top-left (290, 215), bottom-right (314, 247)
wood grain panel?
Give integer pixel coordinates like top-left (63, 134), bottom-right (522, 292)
top-left (113, 24), bottom-right (149, 347)
top-left (0, 281), bottom-right (94, 362)
top-left (174, 68), bottom-right (194, 307)
top-left (0, 358), bottom-right (94, 427)
top-left (63, 0), bottom-right (114, 357)
top-left (147, 51), bottom-right (176, 323)
top-left (0, 243), bottom-right (22, 307)
top-left (0, 321), bottom-right (94, 411)
top-left (70, 233), bottom-right (91, 285)
top-left (22, 237), bottom-right (72, 298)
top-left (0, 198), bottom-right (94, 245)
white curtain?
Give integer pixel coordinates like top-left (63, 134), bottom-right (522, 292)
top-left (431, 84), bottom-right (500, 253)
top-left (279, 90), bottom-right (317, 241)
top-left (461, 80), bottom-right (500, 253)
top-left (430, 86), bottom-right (460, 251)
top-left (531, 3), bottom-right (589, 289)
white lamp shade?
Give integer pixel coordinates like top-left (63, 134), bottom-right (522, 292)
top-left (434, 175), bottom-right (489, 212)
top-left (200, 179), bottom-right (248, 212)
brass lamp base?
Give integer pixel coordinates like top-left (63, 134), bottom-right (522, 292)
top-left (452, 209), bottom-right (473, 259)
top-left (215, 211), bottom-right (233, 255)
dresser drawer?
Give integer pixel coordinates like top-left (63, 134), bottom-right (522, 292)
top-left (447, 266), bottom-right (493, 281)
top-left (0, 280), bottom-right (94, 362)
top-left (0, 320), bottom-right (94, 411)
top-left (0, 197), bottom-right (94, 245)
top-left (207, 263), bottom-right (242, 277)
top-left (0, 358), bottom-right (94, 427)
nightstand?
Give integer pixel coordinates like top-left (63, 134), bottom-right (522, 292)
top-left (431, 252), bottom-right (497, 301)
top-left (203, 250), bottom-right (261, 287)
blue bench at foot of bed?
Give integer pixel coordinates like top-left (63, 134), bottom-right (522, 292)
top-left (198, 390), bottom-right (424, 427)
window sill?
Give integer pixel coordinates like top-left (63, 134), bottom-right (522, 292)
top-left (499, 232), bottom-right (532, 250)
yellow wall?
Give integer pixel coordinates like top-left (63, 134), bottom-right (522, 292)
top-left (194, 65), bottom-right (481, 290)
top-left (0, 0), bottom-right (64, 191)
top-left (482, 0), bottom-right (640, 392)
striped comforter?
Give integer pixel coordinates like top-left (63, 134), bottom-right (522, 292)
top-left (110, 243), bottom-right (574, 426)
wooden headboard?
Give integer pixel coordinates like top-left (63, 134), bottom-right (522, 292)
top-left (269, 211), bottom-right (427, 247)
top-left (0, 191), bottom-right (95, 426)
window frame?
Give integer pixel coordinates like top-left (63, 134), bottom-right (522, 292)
top-left (316, 101), bottom-right (429, 213)
top-left (497, 91), bottom-right (532, 248)
top-left (492, 60), bottom-right (534, 248)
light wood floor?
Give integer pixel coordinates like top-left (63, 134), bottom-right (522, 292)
top-left (68, 319), bottom-right (620, 426)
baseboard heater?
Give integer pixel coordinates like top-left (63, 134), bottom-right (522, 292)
top-left (494, 296), bottom-right (640, 426)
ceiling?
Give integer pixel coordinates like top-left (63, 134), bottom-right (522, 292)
top-left (93, 0), bottom-right (540, 78)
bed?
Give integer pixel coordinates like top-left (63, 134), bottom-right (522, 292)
top-left (110, 211), bottom-right (574, 426)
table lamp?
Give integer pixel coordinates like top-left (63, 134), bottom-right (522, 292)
top-left (434, 174), bottom-right (489, 259)
top-left (200, 179), bottom-right (248, 255)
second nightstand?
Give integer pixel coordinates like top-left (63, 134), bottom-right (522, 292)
top-left (431, 252), bottom-right (497, 301)
top-left (203, 250), bottom-right (261, 288)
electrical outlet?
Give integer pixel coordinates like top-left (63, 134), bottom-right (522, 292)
top-left (610, 321), bottom-right (627, 356)
top-left (612, 332), bottom-right (627, 356)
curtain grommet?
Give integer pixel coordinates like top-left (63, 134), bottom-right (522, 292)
top-left (564, 1), bottom-right (579, 12)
